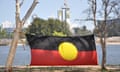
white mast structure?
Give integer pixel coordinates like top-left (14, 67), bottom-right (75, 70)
top-left (64, 0), bottom-right (70, 24)
top-left (57, 0), bottom-right (71, 33)
top-left (58, 0), bottom-right (70, 24)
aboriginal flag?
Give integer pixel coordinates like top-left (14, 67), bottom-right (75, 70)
top-left (26, 34), bottom-right (98, 65)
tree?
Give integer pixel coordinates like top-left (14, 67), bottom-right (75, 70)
top-left (5, 0), bottom-right (38, 71)
top-left (0, 27), bottom-right (6, 38)
top-left (26, 17), bottom-right (72, 36)
top-left (87, 0), bottom-right (120, 70)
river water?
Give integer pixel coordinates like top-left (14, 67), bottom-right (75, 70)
top-left (0, 44), bottom-right (120, 66)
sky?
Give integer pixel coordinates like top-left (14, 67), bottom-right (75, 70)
top-left (0, 0), bottom-right (94, 30)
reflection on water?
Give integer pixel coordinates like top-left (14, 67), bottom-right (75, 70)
top-left (0, 44), bottom-right (120, 66)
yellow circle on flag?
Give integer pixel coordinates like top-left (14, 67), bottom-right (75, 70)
top-left (58, 42), bottom-right (78, 61)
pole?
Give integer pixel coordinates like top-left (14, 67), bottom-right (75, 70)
top-left (22, 0), bottom-right (38, 25)
top-left (5, 0), bottom-right (21, 71)
top-left (5, 0), bottom-right (38, 71)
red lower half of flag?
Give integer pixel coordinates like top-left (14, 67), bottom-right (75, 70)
top-left (30, 49), bottom-right (98, 65)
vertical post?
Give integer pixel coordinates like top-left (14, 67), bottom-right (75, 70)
top-left (5, 0), bottom-right (21, 71)
top-left (5, 0), bottom-right (38, 71)
top-left (61, 8), bottom-right (69, 33)
top-left (65, 8), bottom-right (67, 25)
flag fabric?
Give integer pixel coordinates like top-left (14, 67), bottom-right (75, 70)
top-left (26, 34), bottom-right (98, 66)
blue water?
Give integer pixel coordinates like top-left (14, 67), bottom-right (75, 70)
top-left (96, 44), bottom-right (120, 65)
top-left (0, 45), bottom-right (31, 66)
top-left (0, 44), bottom-right (120, 66)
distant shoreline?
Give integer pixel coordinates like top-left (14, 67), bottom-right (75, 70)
top-left (95, 36), bottom-right (120, 45)
top-left (96, 42), bottom-right (120, 45)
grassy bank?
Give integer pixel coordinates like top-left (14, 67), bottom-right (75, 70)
top-left (0, 65), bottom-right (120, 72)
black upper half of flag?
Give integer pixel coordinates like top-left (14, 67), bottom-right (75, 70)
top-left (26, 34), bottom-right (96, 51)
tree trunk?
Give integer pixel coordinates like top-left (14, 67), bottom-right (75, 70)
top-left (5, 22), bottom-right (22, 72)
top-left (5, 0), bottom-right (21, 71)
top-left (100, 37), bottom-right (107, 70)
top-left (5, 0), bottom-right (38, 71)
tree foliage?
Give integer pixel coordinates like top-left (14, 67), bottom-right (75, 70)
top-left (0, 27), bottom-right (14, 39)
top-left (26, 17), bottom-right (72, 36)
